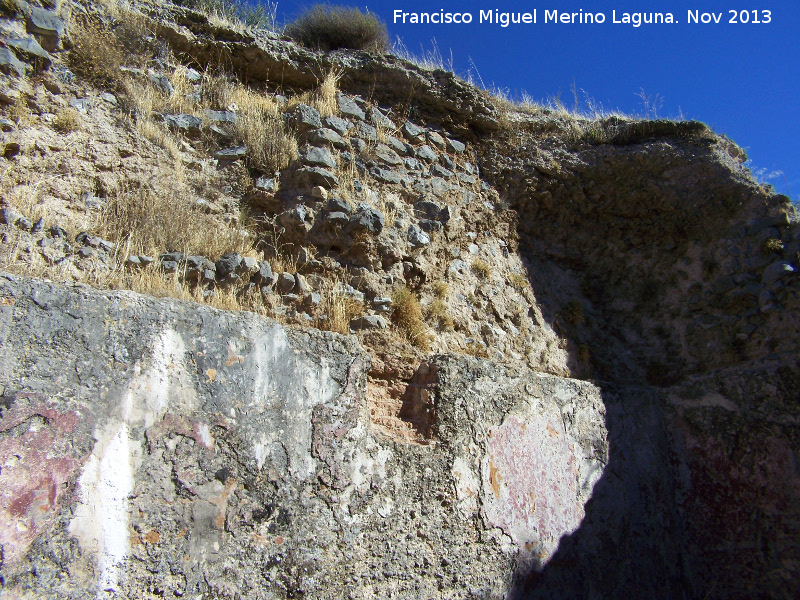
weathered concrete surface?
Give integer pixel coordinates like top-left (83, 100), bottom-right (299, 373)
top-left (0, 274), bottom-right (608, 599)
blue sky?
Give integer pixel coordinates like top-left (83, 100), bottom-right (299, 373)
top-left (274, 1), bottom-right (799, 201)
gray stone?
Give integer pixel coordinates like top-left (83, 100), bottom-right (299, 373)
top-left (386, 135), bottom-right (409, 155)
top-left (348, 207), bottom-right (385, 235)
top-left (309, 127), bottom-right (346, 149)
top-left (415, 144), bottom-right (438, 162)
top-left (402, 121), bottom-right (425, 142)
top-left (447, 259), bottom-right (469, 276)
top-left (240, 256), bottom-right (259, 276)
top-left (431, 164), bottom-right (454, 179)
top-left (374, 143), bottom-right (403, 166)
top-left (300, 146), bottom-right (337, 169)
top-left (337, 93), bottom-right (366, 120)
top-left (254, 176), bottom-right (275, 192)
top-left (459, 173), bottom-right (477, 185)
top-left (159, 251), bottom-right (186, 264)
top-left (204, 109), bottom-right (237, 123)
top-left (100, 92), bottom-right (117, 105)
top-left (303, 292), bottom-right (321, 307)
top-left (69, 98), bottom-right (93, 112)
top-left (355, 121), bottom-right (377, 142)
top-left (338, 283), bottom-right (365, 302)
top-left (748, 213), bottom-right (790, 235)
top-left (325, 211), bottom-right (350, 227)
top-left (147, 69), bottom-right (174, 95)
top-left (350, 137), bottom-right (367, 153)
top-left (404, 157), bottom-right (421, 171)
top-left (327, 197), bottom-right (351, 214)
top-left (254, 260), bottom-right (275, 285)
top-left (185, 67), bottom-right (203, 82)
top-left (214, 146), bottom-right (247, 160)
top-left (294, 273), bottom-right (311, 294)
top-left (408, 224), bottom-right (430, 247)
top-left (446, 137), bottom-right (466, 153)
top-left (0, 207), bottom-right (23, 226)
top-left (322, 115), bottom-right (352, 136)
top-left (48, 225), bottom-right (67, 238)
top-left (185, 255), bottom-right (214, 274)
top-left (427, 130), bottom-right (446, 149)
top-left (25, 6), bottom-right (66, 39)
top-left (292, 103), bottom-right (321, 130)
top-left (413, 177), bottom-right (450, 197)
top-left (413, 198), bottom-right (445, 221)
top-left (276, 272), bottom-right (296, 293)
top-left (369, 166), bottom-right (401, 185)
top-left (762, 260), bottom-right (795, 284)
top-left (419, 219), bottom-right (442, 233)
top-left (370, 106), bottom-right (395, 129)
top-left (164, 113), bottom-right (203, 133)
top-left (4, 35), bottom-right (51, 66)
top-left (278, 204), bottom-right (314, 236)
top-left (350, 315), bottom-right (387, 331)
top-left (298, 167), bottom-right (339, 188)
top-left (215, 252), bottom-right (243, 277)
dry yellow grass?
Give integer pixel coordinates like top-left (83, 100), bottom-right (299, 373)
top-left (311, 278), bottom-right (364, 334)
top-left (432, 281), bottom-right (449, 299)
top-left (97, 186), bottom-right (253, 259)
top-left (52, 108), bottom-right (80, 133)
top-left (471, 258), bottom-right (491, 279)
top-left (231, 86), bottom-right (297, 172)
top-left (426, 298), bottom-right (453, 331)
top-left (391, 286), bottom-right (431, 350)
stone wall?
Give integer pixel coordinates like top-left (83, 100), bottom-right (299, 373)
top-left (0, 274), bottom-right (609, 599)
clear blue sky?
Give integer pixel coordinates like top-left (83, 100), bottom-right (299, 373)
top-left (274, 1), bottom-right (799, 201)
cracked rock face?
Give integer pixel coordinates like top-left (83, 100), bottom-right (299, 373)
top-left (0, 274), bottom-right (609, 599)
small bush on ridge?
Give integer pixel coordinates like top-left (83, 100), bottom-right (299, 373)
top-left (285, 4), bottom-right (389, 53)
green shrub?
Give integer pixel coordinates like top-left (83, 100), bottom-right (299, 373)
top-left (285, 4), bottom-right (389, 53)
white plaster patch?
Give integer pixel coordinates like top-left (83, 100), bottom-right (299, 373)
top-left (122, 328), bottom-right (197, 427)
top-left (69, 422), bottom-right (137, 596)
top-left (452, 455), bottom-right (480, 518)
top-left (249, 327), bottom-right (339, 480)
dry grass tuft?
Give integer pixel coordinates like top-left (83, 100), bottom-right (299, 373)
top-left (463, 340), bottom-right (489, 358)
top-left (6, 95), bottom-right (31, 125)
top-left (426, 298), bottom-right (453, 331)
top-left (97, 186), bottom-right (253, 259)
top-left (760, 237), bottom-right (784, 255)
top-left (509, 272), bottom-right (528, 292)
top-left (433, 281), bottom-right (449, 299)
top-left (315, 279), bottom-right (364, 334)
top-left (52, 108), bottom-right (80, 133)
top-left (230, 86), bottom-right (297, 172)
top-left (471, 258), bottom-right (491, 279)
top-left (391, 285), bottom-right (431, 350)
top-left (561, 299), bottom-right (584, 327)
top-left (312, 69), bottom-right (341, 118)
